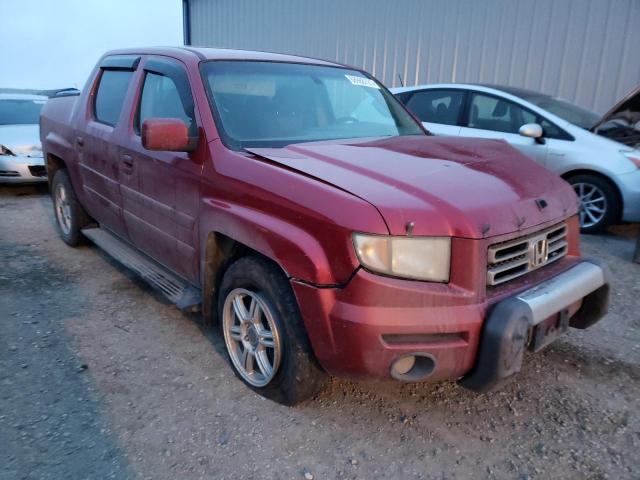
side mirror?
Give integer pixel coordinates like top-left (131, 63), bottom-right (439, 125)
top-left (518, 123), bottom-right (545, 144)
top-left (141, 118), bottom-right (197, 152)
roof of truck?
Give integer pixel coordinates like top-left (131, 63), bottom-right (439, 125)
top-left (104, 46), bottom-right (344, 68)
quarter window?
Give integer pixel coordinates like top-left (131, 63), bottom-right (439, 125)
top-left (94, 70), bottom-right (134, 125)
top-left (137, 72), bottom-right (196, 135)
top-left (521, 109), bottom-right (564, 139)
top-left (404, 90), bottom-right (465, 125)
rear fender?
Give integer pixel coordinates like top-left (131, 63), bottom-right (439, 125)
top-left (43, 135), bottom-right (85, 203)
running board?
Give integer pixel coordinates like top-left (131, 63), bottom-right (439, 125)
top-left (82, 227), bottom-right (201, 312)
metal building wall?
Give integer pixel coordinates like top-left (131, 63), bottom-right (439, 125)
top-left (188, 0), bottom-right (640, 113)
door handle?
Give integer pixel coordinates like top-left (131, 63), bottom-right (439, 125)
top-left (76, 136), bottom-right (84, 147)
top-left (121, 154), bottom-right (134, 167)
top-left (121, 154), bottom-right (134, 172)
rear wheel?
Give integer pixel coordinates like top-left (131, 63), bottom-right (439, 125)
top-left (51, 169), bottom-right (90, 246)
top-left (218, 256), bottom-right (327, 405)
top-left (567, 174), bottom-right (619, 234)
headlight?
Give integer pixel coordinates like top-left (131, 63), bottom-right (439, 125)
top-left (622, 150), bottom-right (640, 169)
top-left (352, 233), bottom-right (451, 282)
top-left (0, 144), bottom-right (16, 156)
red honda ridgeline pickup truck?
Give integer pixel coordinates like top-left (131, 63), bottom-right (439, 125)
top-left (40, 48), bottom-right (610, 405)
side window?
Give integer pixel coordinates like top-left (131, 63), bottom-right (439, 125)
top-left (94, 70), bottom-right (134, 125)
top-left (404, 90), bottom-right (465, 125)
top-left (468, 93), bottom-right (532, 134)
top-left (137, 72), bottom-right (196, 135)
top-left (517, 104), bottom-right (569, 140)
top-left (521, 109), bottom-right (537, 125)
top-left (539, 118), bottom-right (564, 139)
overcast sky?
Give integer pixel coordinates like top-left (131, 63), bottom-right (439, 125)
top-left (0, 0), bottom-right (183, 90)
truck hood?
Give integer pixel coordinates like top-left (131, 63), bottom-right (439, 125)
top-left (247, 136), bottom-right (578, 239)
top-left (0, 124), bottom-right (42, 157)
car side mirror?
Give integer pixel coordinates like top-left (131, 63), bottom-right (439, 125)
top-left (141, 118), bottom-right (197, 152)
top-left (518, 123), bottom-right (545, 144)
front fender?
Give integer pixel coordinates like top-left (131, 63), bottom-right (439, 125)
top-left (199, 197), bottom-right (353, 286)
top-left (199, 143), bottom-right (389, 286)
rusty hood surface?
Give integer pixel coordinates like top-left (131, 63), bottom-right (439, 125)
top-left (247, 135), bottom-right (578, 239)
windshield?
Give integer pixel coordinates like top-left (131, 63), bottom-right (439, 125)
top-left (201, 61), bottom-right (424, 150)
top-left (0, 99), bottom-right (46, 125)
top-left (522, 95), bottom-right (600, 130)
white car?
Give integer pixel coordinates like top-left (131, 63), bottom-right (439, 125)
top-left (0, 93), bottom-right (48, 183)
top-left (392, 83), bottom-right (640, 233)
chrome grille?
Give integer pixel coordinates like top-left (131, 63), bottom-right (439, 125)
top-left (487, 223), bottom-right (568, 286)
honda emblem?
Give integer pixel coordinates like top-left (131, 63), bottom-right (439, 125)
top-left (530, 237), bottom-right (549, 267)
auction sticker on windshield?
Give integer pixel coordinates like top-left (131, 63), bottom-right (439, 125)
top-left (345, 75), bottom-right (380, 89)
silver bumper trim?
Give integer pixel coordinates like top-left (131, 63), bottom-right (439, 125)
top-left (516, 262), bottom-right (606, 325)
top-left (460, 260), bottom-right (609, 392)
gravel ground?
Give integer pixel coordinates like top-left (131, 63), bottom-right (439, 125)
top-left (1, 185), bottom-right (639, 480)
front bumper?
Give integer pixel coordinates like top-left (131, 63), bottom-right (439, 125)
top-left (0, 156), bottom-right (47, 183)
top-left (459, 260), bottom-right (610, 392)
top-left (617, 168), bottom-right (640, 222)
top-left (292, 259), bottom-right (610, 388)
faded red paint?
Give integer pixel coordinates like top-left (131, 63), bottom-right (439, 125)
top-left (40, 47), bottom-right (583, 382)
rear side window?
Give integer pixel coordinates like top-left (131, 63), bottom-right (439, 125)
top-left (404, 90), bottom-right (465, 125)
top-left (94, 70), bottom-right (134, 125)
top-left (137, 72), bottom-right (196, 135)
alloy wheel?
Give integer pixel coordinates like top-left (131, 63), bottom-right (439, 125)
top-left (572, 182), bottom-right (607, 229)
top-left (55, 183), bottom-right (72, 235)
top-left (222, 288), bottom-right (282, 387)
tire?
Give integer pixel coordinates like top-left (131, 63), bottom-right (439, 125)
top-left (51, 169), bottom-right (90, 246)
top-left (566, 174), bottom-right (620, 234)
top-left (217, 255), bottom-right (327, 405)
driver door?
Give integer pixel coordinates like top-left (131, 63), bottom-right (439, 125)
top-left (118, 57), bottom-right (203, 282)
top-left (458, 92), bottom-right (548, 165)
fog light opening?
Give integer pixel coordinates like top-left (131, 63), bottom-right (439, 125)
top-left (390, 353), bottom-right (436, 381)
top-left (392, 355), bottom-right (416, 375)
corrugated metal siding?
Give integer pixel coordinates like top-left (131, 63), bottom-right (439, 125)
top-left (189, 0), bottom-right (640, 113)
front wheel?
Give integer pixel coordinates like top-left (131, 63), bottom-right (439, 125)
top-left (218, 256), bottom-right (327, 405)
top-left (567, 174), bottom-right (619, 234)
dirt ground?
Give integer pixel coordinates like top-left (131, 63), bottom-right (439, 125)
top-left (1, 184), bottom-right (639, 480)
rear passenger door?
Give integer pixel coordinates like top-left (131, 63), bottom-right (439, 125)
top-left (118, 57), bottom-right (203, 282)
top-left (458, 91), bottom-right (548, 165)
top-left (400, 89), bottom-right (465, 136)
top-left (79, 55), bottom-right (139, 237)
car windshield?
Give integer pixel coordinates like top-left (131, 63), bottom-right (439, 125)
top-left (521, 94), bottom-right (600, 130)
top-left (0, 99), bottom-right (46, 125)
top-left (201, 61), bottom-right (424, 150)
